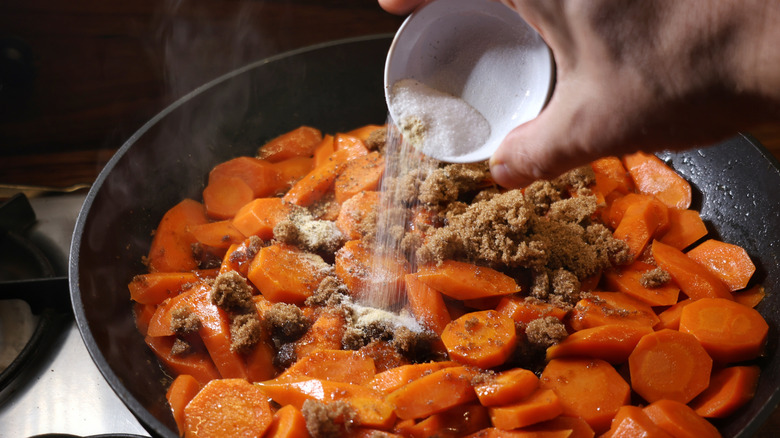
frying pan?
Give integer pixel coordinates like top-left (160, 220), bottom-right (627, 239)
top-left (70, 35), bottom-right (780, 438)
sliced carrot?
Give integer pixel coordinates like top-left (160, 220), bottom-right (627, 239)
top-left (209, 156), bottom-right (285, 198)
top-left (679, 297), bottom-right (769, 363)
top-left (689, 365), bottom-right (761, 418)
top-left (603, 261), bottom-right (679, 306)
top-left (313, 134), bottom-right (335, 167)
top-left (202, 175), bottom-right (255, 220)
top-left (415, 260), bottom-right (520, 301)
top-left (129, 270), bottom-right (214, 305)
top-left (147, 199), bottom-right (209, 272)
top-left (651, 240), bottom-right (733, 300)
top-left (346, 124), bottom-right (384, 141)
top-left (546, 324), bottom-right (653, 364)
top-left (258, 126), bottom-right (322, 162)
top-left (232, 197), bottom-right (295, 240)
top-left (276, 349), bottom-right (376, 385)
top-left (189, 289), bottom-right (249, 379)
top-left (144, 335), bottom-right (220, 386)
top-left (612, 194), bottom-right (669, 261)
top-left (190, 220), bottom-right (246, 249)
top-left (294, 310), bottom-right (347, 359)
top-left (658, 208), bottom-right (709, 250)
top-left (166, 374), bottom-right (201, 436)
top-left (184, 378), bottom-right (274, 438)
top-left (604, 192), bottom-right (644, 229)
top-left (334, 239), bottom-right (409, 305)
top-left (385, 366), bottom-right (477, 420)
top-left (146, 282), bottom-right (210, 337)
top-left (334, 151), bottom-right (385, 203)
top-left (473, 368), bottom-right (539, 407)
top-left (590, 156), bottom-right (634, 198)
top-left (539, 358), bottom-right (630, 433)
top-left (334, 133), bottom-right (370, 157)
top-left (653, 298), bottom-right (693, 330)
top-left (569, 291), bottom-right (660, 331)
top-left (245, 338), bottom-right (276, 383)
top-left (686, 239), bottom-right (756, 291)
top-left (335, 190), bottom-right (379, 240)
top-left (623, 151), bottom-right (692, 209)
top-left (733, 284), bottom-right (766, 308)
top-left (601, 405), bottom-right (673, 438)
top-left (525, 416), bottom-right (595, 438)
top-left (368, 361), bottom-right (458, 395)
top-left (441, 310), bottom-right (517, 369)
top-left (464, 428), bottom-right (573, 438)
top-left (488, 388), bottom-right (563, 430)
top-left (404, 273), bottom-right (451, 335)
top-left (643, 399), bottom-right (722, 438)
top-left (133, 302), bottom-right (156, 335)
top-left (283, 148), bottom-right (355, 207)
top-left (264, 404), bottom-right (309, 438)
top-left (401, 403), bottom-right (489, 438)
top-left (628, 329), bottom-right (712, 403)
top-left (495, 296), bottom-right (567, 324)
top-left (219, 237), bottom-right (261, 277)
top-left (247, 243), bottom-right (330, 304)
top-left (274, 156), bottom-right (315, 188)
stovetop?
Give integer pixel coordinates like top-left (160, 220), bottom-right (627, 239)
top-left (0, 193), bottom-right (149, 438)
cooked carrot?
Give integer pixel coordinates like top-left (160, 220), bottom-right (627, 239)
top-left (184, 378), bottom-right (274, 438)
top-left (190, 291), bottom-right (250, 379)
top-left (462, 296), bottom-right (505, 311)
top-left (441, 310), bottom-right (517, 369)
top-left (148, 199), bottom-right (209, 272)
top-left (367, 361), bottom-right (458, 395)
top-left (258, 126), bottom-right (323, 162)
top-left (524, 416), bottom-right (595, 438)
top-left (546, 324), bottom-right (653, 364)
top-left (274, 156), bottom-right (315, 188)
top-left (349, 428), bottom-right (403, 438)
top-left (603, 261), bottom-right (679, 306)
top-left (600, 405), bottom-right (673, 438)
top-left (334, 133), bottom-right (370, 157)
top-left (129, 270), bottom-right (215, 305)
top-left (539, 358), bottom-right (630, 433)
top-left (495, 296), bottom-right (567, 324)
top-left (686, 239), bottom-right (756, 291)
top-left (146, 282), bottom-right (210, 337)
top-left (643, 399), bottom-right (722, 438)
top-left (464, 428), bottom-right (573, 438)
top-left (189, 220), bottom-right (246, 249)
top-left (679, 297), bottom-right (769, 363)
top-left (166, 374), bottom-right (201, 436)
top-left (401, 403), bottom-right (489, 438)
top-left (658, 208), bottom-right (709, 250)
top-left (245, 338), bottom-right (276, 383)
top-left (335, 190), bottom-right (379, 240)
top-left (346, 124), bottom-right (384, 141)
top-left (623, 151), bottom-right (692, 209)
top-left (591, 156), bottom-right (634, 198)
top-left (313, 134), bottom-right (335, 167)
top-left (569, 291), bottom-right (660, 331)
top-left (415, 260), bottom-right (520, 301)
top-left (219, 238), bottom-right (261, 277)
top-left (604, 192), bottom-right (644, 229)
top-left (733, 284), bottom-right (766, 308)
top-left (628, 329), bottom-right (712, 403)
top-left (404, 273), bottom-right (451, 335)
top-left (209, 156), bottom-right (285, 198)
top-left (334, 151), bottom-right (385, 203)
top-left (202, 174), bottom-right (255, 220)
top-left (276, 349), bottom-right (376, 385)
top-left (488, 388), bottom-right (563, 431)
top-left (334, 239), bottom-right (409, 305)
top-left (612, 194), bottom-right (669, 261)
top-left (653, 298), bottom-right (693, 330)
top-left (133, 302), bottom-right (156, 335)
top-left (473, 367), bottom-right (539, 407)
top-left (689, 365), bottom-right (760, 418)
top-left (264, 404), bottom-right (310, 438)
top-left (232, 197), bottom-right (295, 240)
top-left (358, 339), bottom-right (411, 373)
top-left (144, 335), bottom-right (221, 386)
top-left (651, 240), bottom-right (733, 300)
top-left (283, 148), bottom-right (354, 207)
top-left (247, 243), bottom-right (330, 304)
top-left (294, 310), bottom-right (347, 359)
top-left (385, 366), bottom-right (477, 420)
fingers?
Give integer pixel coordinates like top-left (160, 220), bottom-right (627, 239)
top-left (378, 0), bottom-right (425, 15)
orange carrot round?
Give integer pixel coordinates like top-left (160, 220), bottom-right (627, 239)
top-left (686, 239), bottom-right (757, 291)
top-left (441, 310), bottom-right (517, 369)
top-left (184, 378), bottom-right (274, 438)
top-left (689, 365), bottom-right (761, 418)
top-left (643, 399), bottom-right (721, 438)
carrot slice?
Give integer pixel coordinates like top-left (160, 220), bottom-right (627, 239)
top-left (129, 270), bottom-right (215, 305)
top-left (591, 156), bottom-right (634, 198)
top-left (440, 310), bottom-right (517, 369)
top-left (283, 148), bottom-right (355, 207)
top-left (346, 124), bottom-right (384, 141)
top-left (415, 260), bottom-right (520, 300)
top-left (334, 239), bottom-right (409, 305)
top-left (546, 324), bottom-right (653, 364)
top-left (539, 358), bottom-right (630, 433)
top-left (232, 197), bottom-right (295, 240)
top-left (294, 310), bottom-right (347, 359)
top-left (628, 329), bottom-right (712, 404)
top-left (405, 403), bottom-right (489, 438)
top-left (202, 175), bottom-right (255, 220)
top-left (488, 388), bottom-right (563, 430)
top-left (623, 151), bottom-right (692, 209)
top-left (258, 126), bottom-right (323, 162)
top-left (653, 298), bottom-right (693, 330)
top-left (166, 374), bottom-right (201, 436)
top-left (133, 302), bottom-right (156, 335)
top-left (335, 190), bottom-right (379, 240)
top-left (385, 366), bottom-right (477, 420)
top-left (209, 156), bottom-right (285, 198)
top-left (651, 240), bottom-right (733, 300)
top-left (658, 208), bottom-right (709, 250)
top-left (368, 361), bottom-right (458, 395)
top-left (276, 349), bottom-right (376, 385)
top-left (264, 404), bottom-right (309, 438)
top-left (612, 194), bottom-right (669, 261)
top-left (601, 405), bottom-right (673, 438)
top-left (686, 239), bottom-right (756, 291)
top-left (273, 156), bottom-right (315, 188)
top-left (733, 284), bottom-right (766, 308)
top-left (569, 291), bottom-right (660, 331)
top-left (190, 220), bottom-right (246, 249)
top-left (689, 365), bottom-right (761, 418)
top-left (464, 428), bottom-right (573, 438)
top-left (147, 199), bottom-right (209, 272)
top-left (144, 335), bottom-right (220, 386)
top-left (495, 296), bottom-right (567, 324)
top-left (644, 399), bottom-right (722, 438)
top-left (184, 378), bottom-right (274, 438)
top-left (313, 134), bottom-right (335, 167)
top-left (334, 151), bottom-right (385, 203)
top-left (404, 273), bottom-right (451, 335)
top-left (245, 338), bottom-right (276, 383)
top-left (603, 260), bottom-right (680, 306)
top-left (190, 289), bottom-right (249, 379)
top-left (679, 297), bottom-right (769, 363)
top-left (247, 243), bottom-right (330, 305)
top-left (334, 133), bottom-right (370, 157)
top-left (473, 368), bottom-right (540, 407)
top-left (524, 416), bottom-right (595, 438)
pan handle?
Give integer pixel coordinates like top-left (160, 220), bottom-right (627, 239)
top-left (0, 276), bottom-right (71, 314)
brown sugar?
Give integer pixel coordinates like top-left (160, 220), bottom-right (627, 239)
top-left (641, 267), bottom-right (672, 288)
top-left (263, 302), bottom-right (311, 342)
top-left (306, 275), bottom-right (350, 307)
top-left (170, 338), bottom-right (192, 356)
top-left (211, 270), bottom-right (254, 312)
top-left (229, 312), bottom-right (263, 353)
top-left (364, 126), bottom-right (387, 152)
top-left (170, 306), bottom-right (201, 334)
top-left (417, 162), bottom-right (491, 205)
top-left (274, 208), bottom-right (345, 255)
top-left (301, 399), bottom-right (355, 438)
top-left (525, 316), bottom-right (568, 349)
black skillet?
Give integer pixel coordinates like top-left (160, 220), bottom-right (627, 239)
top-left (69, 34), bottom-right (780, 438)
